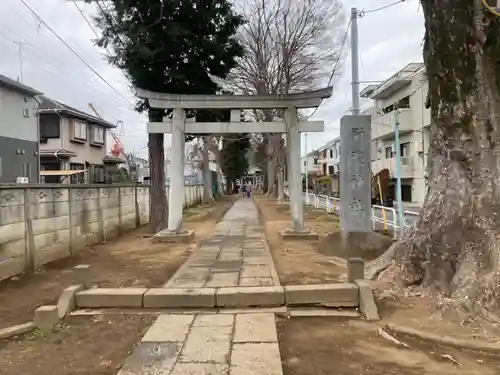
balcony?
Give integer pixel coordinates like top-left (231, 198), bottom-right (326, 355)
top-left (372, 156), bottom-right (415, 179)
top-left (371, 108), bottom-right (413, 140)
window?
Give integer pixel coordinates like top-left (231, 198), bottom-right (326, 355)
top-left (313, 158), bottom-right (318, 165)
top-left (400, 142), bottom-right (411, 157)
top-left (328, 165), bottom-right (334, 175)
top-left (91, 126), bottom-right (105, 145)
top-left (385, 146), bottom-right (393, 159)
top-left (73, 121), bottom-right (87, 141)
top-left (329, 149), bottom-right (333, 158)
top-left (40, 114), bottom-right (60, 142)
top-left (303, 161), bottom-right (306, 167)
top-left (70, 163), bottom-right (85, 184)
top-left (92, 165), bottom-right (105, 183)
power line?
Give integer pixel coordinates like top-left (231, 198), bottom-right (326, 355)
top-left (72, 0), bottom-right (99, 39)
top-left (17, 0), bottom-right (135, 109)
top-left (308, 17), bottom-right (353, 120)
top-left (361, 0), bottom-right (409, 14)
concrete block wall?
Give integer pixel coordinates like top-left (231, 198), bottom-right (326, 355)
top-left (0, 184), bottom-right (203, 282)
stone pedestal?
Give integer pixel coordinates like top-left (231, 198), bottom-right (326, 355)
top-left (34, 305), bottom-right (59, 331)
top-left (153, 229), bottom-right (195, 243)
top-left (279, 228), bottom-right (318, 241)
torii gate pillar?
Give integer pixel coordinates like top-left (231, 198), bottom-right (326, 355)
top-left (280, 107), bottom-right (319, 240)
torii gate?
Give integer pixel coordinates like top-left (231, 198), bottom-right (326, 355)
top-left (136, 88), bottom-right (332, 240)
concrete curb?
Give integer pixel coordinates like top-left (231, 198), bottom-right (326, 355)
top-left (72, 283), bottom-right (363, 309)
top-left (57, 284), bottom-right (83, 318)
top-left (284, 283), bottom-right (359, 307)
top-left (353, 280), bottom-right (380, 321)
top-left (0, 322), bottom-right (36, 340)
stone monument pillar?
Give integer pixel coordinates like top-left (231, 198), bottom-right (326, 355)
top-left (339, 115), bottom-right (372, 233)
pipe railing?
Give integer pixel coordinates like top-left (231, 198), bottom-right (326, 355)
top-left (285, 189), bottom-right (420, 239)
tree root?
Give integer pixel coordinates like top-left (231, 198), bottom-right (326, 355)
top-left (378, 327), bottom-right (410, 348)
top-left (365, 242), bottom-right (397, 280)
top-left (386, 323), bottom-right (500, 354)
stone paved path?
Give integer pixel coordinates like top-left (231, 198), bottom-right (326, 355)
top-left (117, 199), bottom-right (284, 375)
top-left (118, 313), bottom-right (283, 375)
top-left (165, 199), bottom-right (280, 288)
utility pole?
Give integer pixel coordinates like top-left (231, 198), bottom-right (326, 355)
top-left (350, 8), bottom-right (360, 114)
top-left (13, 40), bottom-right (25, 82)
top-left (394, 108), bottom-right (405, 237)
top-left (304, 133), bottom-right (308, 192)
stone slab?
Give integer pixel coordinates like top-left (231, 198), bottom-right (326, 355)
top-left (217, 287), bottom-right (284, 308)
top-left (239, 278), bottom-right (273, 287)
top-left (188, 325), bottom-right (233, 342)
top-left (193, 314), bottom-right (234, 327)
top-left (0, 322), bottom-right (36, 340)
top-left (142, 314), bottom-right (194, 342)
top-left (280, 229), bottom-right (319, 241)
top-left (171, 363), bottom-right (229, 375)
top-left (170, 278), bottom-right (206, 288)
top-left (153, 229), bottom-right (195, 244)
top-left (206, 272), bottom-right (240, 287)
top-left (212, 260), bottom-right (242, 273)
top-left (57, 284), bottom-right (83, 318)
top-left (75, 288), bottom-right (147, 308)
top-left (354, 280), bottom-right (380, 321)
top-left (230, 343), bottom-right (283, 375)
top-left (233, 313), bottom-right (278, 343)
top-left (288, 307), bottom-right (360, 318)
top-left (243, 257), bottom-right (270, 265)
top-left (176, 268), bottom-right (210, 281)
top-left (180, 334), bottom-right (231, 363)
top-left (118, 342), bottom-right (181, 375)
top-left (284, 283), bottom-right (359, 307)
top-left (240, 266), bottom-right (271, 278)
top-left (34, 305), bottom-right (59, 331)
top-left (143, 288), bottom-right (216, 308)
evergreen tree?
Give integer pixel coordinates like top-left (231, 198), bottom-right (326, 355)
top-left (221, 134), bottom-right (250, 193)
top-left (89, 0), bottom-right (244, 231)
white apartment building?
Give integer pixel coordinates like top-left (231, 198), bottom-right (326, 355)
top-left (361, 62), bottom-right (431, 206)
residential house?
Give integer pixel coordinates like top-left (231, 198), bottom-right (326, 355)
top-left (361, 62), bottom-right (430, 206)
top-left (38, 96), bottom-right (122, 184)
top-left (0, 74), bottom-right (43, 183)
top-left (312, 137), bottom-right (341, 195)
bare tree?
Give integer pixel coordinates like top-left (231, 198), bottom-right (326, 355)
top-left (226, 0), bottom-right (344, 196)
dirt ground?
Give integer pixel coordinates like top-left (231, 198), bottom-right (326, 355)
top-left (0, 196), bottom-right (235, 329)
top-left (277, 317), bottom-right (500, 375)
top-left (0, 314), bottom-right (155, 375)
top-left (254, 194), bottom-right (350, 285)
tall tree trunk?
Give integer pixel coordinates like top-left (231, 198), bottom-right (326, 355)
top-left (202, 146), bottom-right (214, 204)
top-left (374, 1), bottom-right (500, 316)
top-left (148, 133), bottom-right (167, 233)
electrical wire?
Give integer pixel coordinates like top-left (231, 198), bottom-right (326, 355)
top-left (72, 0), bottom-right (100, 39)
top-left (361, 0), bottom-right (408, 15)
top-left (17, 0), bottom-right (135, 110)
top-left (308, 17), bottom-right (352, 120)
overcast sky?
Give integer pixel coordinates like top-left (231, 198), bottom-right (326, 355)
top-left (0, 0), bottom-right (425, 159)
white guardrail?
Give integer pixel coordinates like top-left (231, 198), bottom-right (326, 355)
top-left (284, 190), bottom-right (420, 239)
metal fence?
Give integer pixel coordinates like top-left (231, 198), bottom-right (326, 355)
top-left (285, 189), bottom-right (420, 239)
